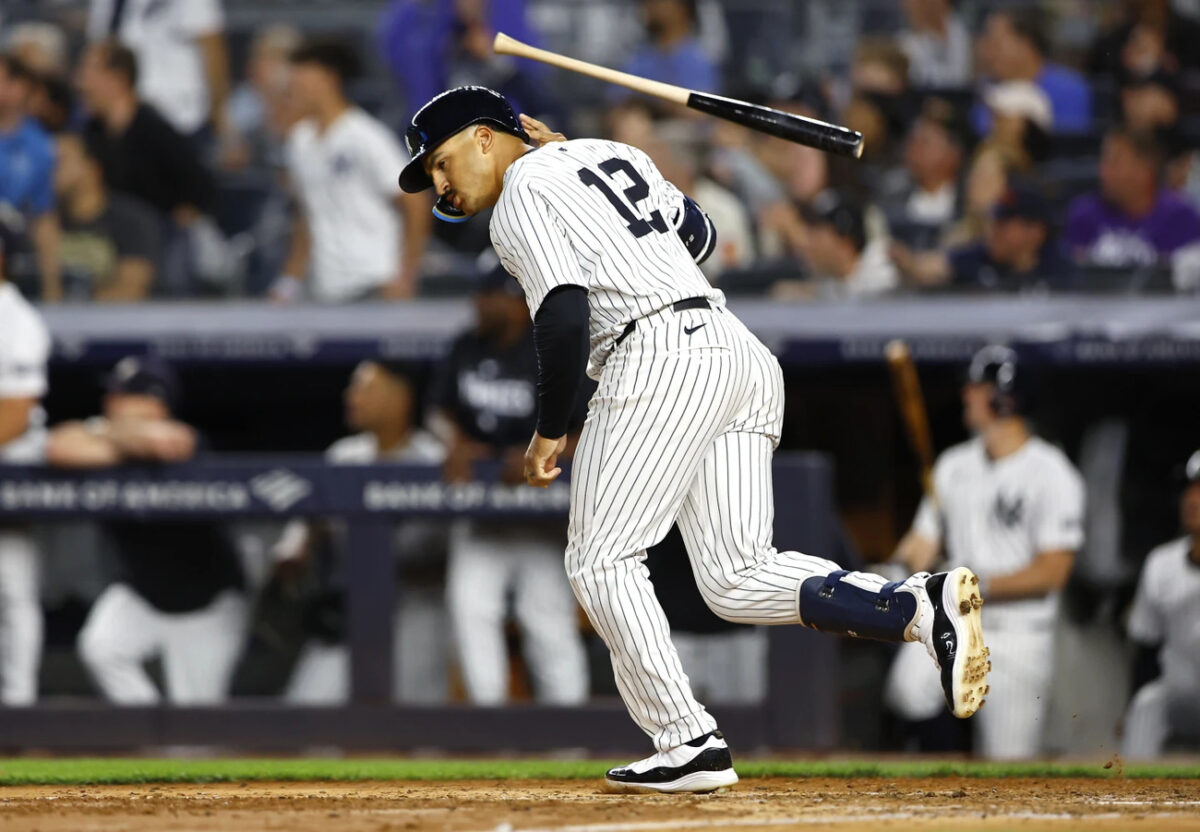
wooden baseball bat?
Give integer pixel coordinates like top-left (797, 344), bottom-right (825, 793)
top-left (885, 340), bottom-right (936, 498)
top-left (493, 32), bottom-right (864, 159)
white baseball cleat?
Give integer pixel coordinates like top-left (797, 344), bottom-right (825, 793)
top-left (910, 567), bottom-right (990, 718)
top-left (604, 731), bottom-right (739, 794)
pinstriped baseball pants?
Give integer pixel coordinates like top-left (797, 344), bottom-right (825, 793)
top-left (567, 305), bottom-right (892, 751)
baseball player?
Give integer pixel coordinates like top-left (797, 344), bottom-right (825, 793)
top-left (398, 86), bottom-right (989, 792)
top-left (0, 209), bottom-right (51, 705)
top-left (886, 345), bottom-right (1084, 759)
top-left (47, 357), bottom-right (248, 704)
top-left (430, 267), bottom-right (588, 705)
top-left (1122, 450), bottom-right (1200, 758)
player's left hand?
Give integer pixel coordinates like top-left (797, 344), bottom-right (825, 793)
top-left (524, 431), bottom-right (567, 487)
top-left (520, 114), bottom-right (566, 147)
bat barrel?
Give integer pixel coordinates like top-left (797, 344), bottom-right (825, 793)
top-left (686, 93), bottom-right (864, 159)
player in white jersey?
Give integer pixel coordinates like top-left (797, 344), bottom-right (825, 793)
top-left (0, 222), bottom-right (51, 704)
top-left (398, 86), bottom-right (990, 793)
top-left (886, 345), bottom-right (1084, 759)
top-left (1122, 451), bottom-right (1200, 758)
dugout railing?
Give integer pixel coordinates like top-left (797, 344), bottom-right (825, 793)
top-left (0, 455), bottom-right (837, 752)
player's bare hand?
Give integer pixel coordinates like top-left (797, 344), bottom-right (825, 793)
top-left (520, 114), bottom-right (566, 147)
top-left (524, 432), bottom-right (566, 487)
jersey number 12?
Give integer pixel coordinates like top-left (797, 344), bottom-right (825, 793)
top-left (578, 159), bottom-right (669, 239)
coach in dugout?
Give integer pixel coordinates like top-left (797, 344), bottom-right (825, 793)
top-left (885, 345), bottom-right (1085, 759)
top-left (47, 356), bottom-right (247, 705)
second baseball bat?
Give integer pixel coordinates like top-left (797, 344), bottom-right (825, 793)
top-left (885, 340), bottom-right (936, 498)
top-left (493, 33), bottom-right (864, 159)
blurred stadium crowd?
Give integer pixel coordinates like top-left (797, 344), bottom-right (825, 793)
top-left (1, 0), bottom-right (1200, 300)
top-left (0, 0), bottom-right (1199, 762)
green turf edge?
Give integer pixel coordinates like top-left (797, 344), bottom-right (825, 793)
top-left (0, 758), bottom-right (1197, 785)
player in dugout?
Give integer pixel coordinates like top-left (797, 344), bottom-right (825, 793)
top-left (887, 345), bottom-right (1084, 759)
top-left (1122, 450), bottom-right (1200, 758)
top-left (47, 356), bottom-right (248, 705)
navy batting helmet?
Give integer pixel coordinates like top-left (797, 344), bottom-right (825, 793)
top-left (967, 344), bottom-right (1022, 417)
top-left (398, 86), bottom-right (529, 222)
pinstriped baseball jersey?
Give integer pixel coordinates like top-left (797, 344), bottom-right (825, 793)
top-left (914, 436), bottom-right (1084, 628)
top-left (489, 139), bottom-right (723, 379)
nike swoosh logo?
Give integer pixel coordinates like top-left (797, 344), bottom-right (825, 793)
top-left (684, 323), bottom-right (707, 335)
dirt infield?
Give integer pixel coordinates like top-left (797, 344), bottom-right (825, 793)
top-left (2, 777), bottom-right (1199, 832)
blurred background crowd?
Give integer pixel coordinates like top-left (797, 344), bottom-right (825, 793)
top-left (1, 0), bottom-right (1200, 301)
top-left (0, 0), bottom-right (1199, 762)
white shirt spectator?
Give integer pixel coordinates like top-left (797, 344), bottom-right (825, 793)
top-left (900, 13), bottom-right (973, 88)
top-left (286, 109), bottom-right (409, 302)
top-left (0, 282), bottom-right (50, 462)
top-left (88, 0), bottom-right (224, 135)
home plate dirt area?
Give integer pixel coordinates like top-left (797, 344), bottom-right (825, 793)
top-left (2, 777), bottom-right (1200, 832)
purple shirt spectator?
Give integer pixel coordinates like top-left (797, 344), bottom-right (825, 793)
top-left (1064, 190), bottom-right (1200, 268)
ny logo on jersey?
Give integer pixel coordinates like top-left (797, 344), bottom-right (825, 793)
top-left (992, 494), bottom-right (1025, 528)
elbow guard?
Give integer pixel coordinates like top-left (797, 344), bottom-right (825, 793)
top-left (674, 194), bottom-right (718, 265)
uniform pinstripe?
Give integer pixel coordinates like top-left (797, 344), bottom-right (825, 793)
top-left (491, 139), bottom-right (899, 751)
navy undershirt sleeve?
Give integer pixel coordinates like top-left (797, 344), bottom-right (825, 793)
top-left (533, 284), bottom-right (590, 439)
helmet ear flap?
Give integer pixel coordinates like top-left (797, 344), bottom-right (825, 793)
top-left (433, 195), bottom-right (470, 223)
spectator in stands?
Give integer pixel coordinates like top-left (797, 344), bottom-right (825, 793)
top-left (225, 24), bottom-right (302, 171)
top-left (0, 207), bottom-right (52, 705)
top-left (4, 22), bottom-right (68, 79)
top-left (1064, 127), bottom-right (1200, 283)
top-left (77, 40), bottom-right (221, 297)
top-left (1122, 450), bottom-right (1200, 759)
top-left (88, 0), bottom-right (233, 153)
top-left (1088, 0), bottom-right (1200, 77)
top-left (613, 0), bottom-right (718, 105)
top-left (943, 143), bottom-right (1026, 250)
top-left (893, 184), bottom-right (1065, 291)
top-left (0, 55), bottom-right (62, 302)
top-left (878, 97), bottom-right (966, 242)
top-left (54, 133), bottom-right (161, 302)
top-left (981, 80), bottom-right (1052, 165)
top-left (276, 38), bottom-right (431, 302)
top-left (652, 128), bottom-right (755, 282)
top-left (1116, 69), bottom-right (1199, 212)
top-left (973, 8), bottom-right (1092, 134)
top-left (430, 268), bottom-right (589, 705)
top-left (48, 356), bottom-right (248, 705)
top-left (27, 73), bottom-right (73, 135)
top-left (899, 0), bottom-right (972, 88)
top-left (78, 41), bottom-right (215, 222)
top-left (773, 191), bottom-right (898, 300)
top-left (847, 38), bottom-right (913, 168)
top-left (380, 0), bottom-right (552, 123)
top-left (270, 361), bottom-right (449, 705)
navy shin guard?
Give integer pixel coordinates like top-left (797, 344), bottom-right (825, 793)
top-left (798, 570), bottom-right (918, 642)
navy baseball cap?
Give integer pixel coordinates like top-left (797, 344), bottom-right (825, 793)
top-left (398, 86), bottom-right (529, 196)
top-left (105, 355), bottom-right (181, 411)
